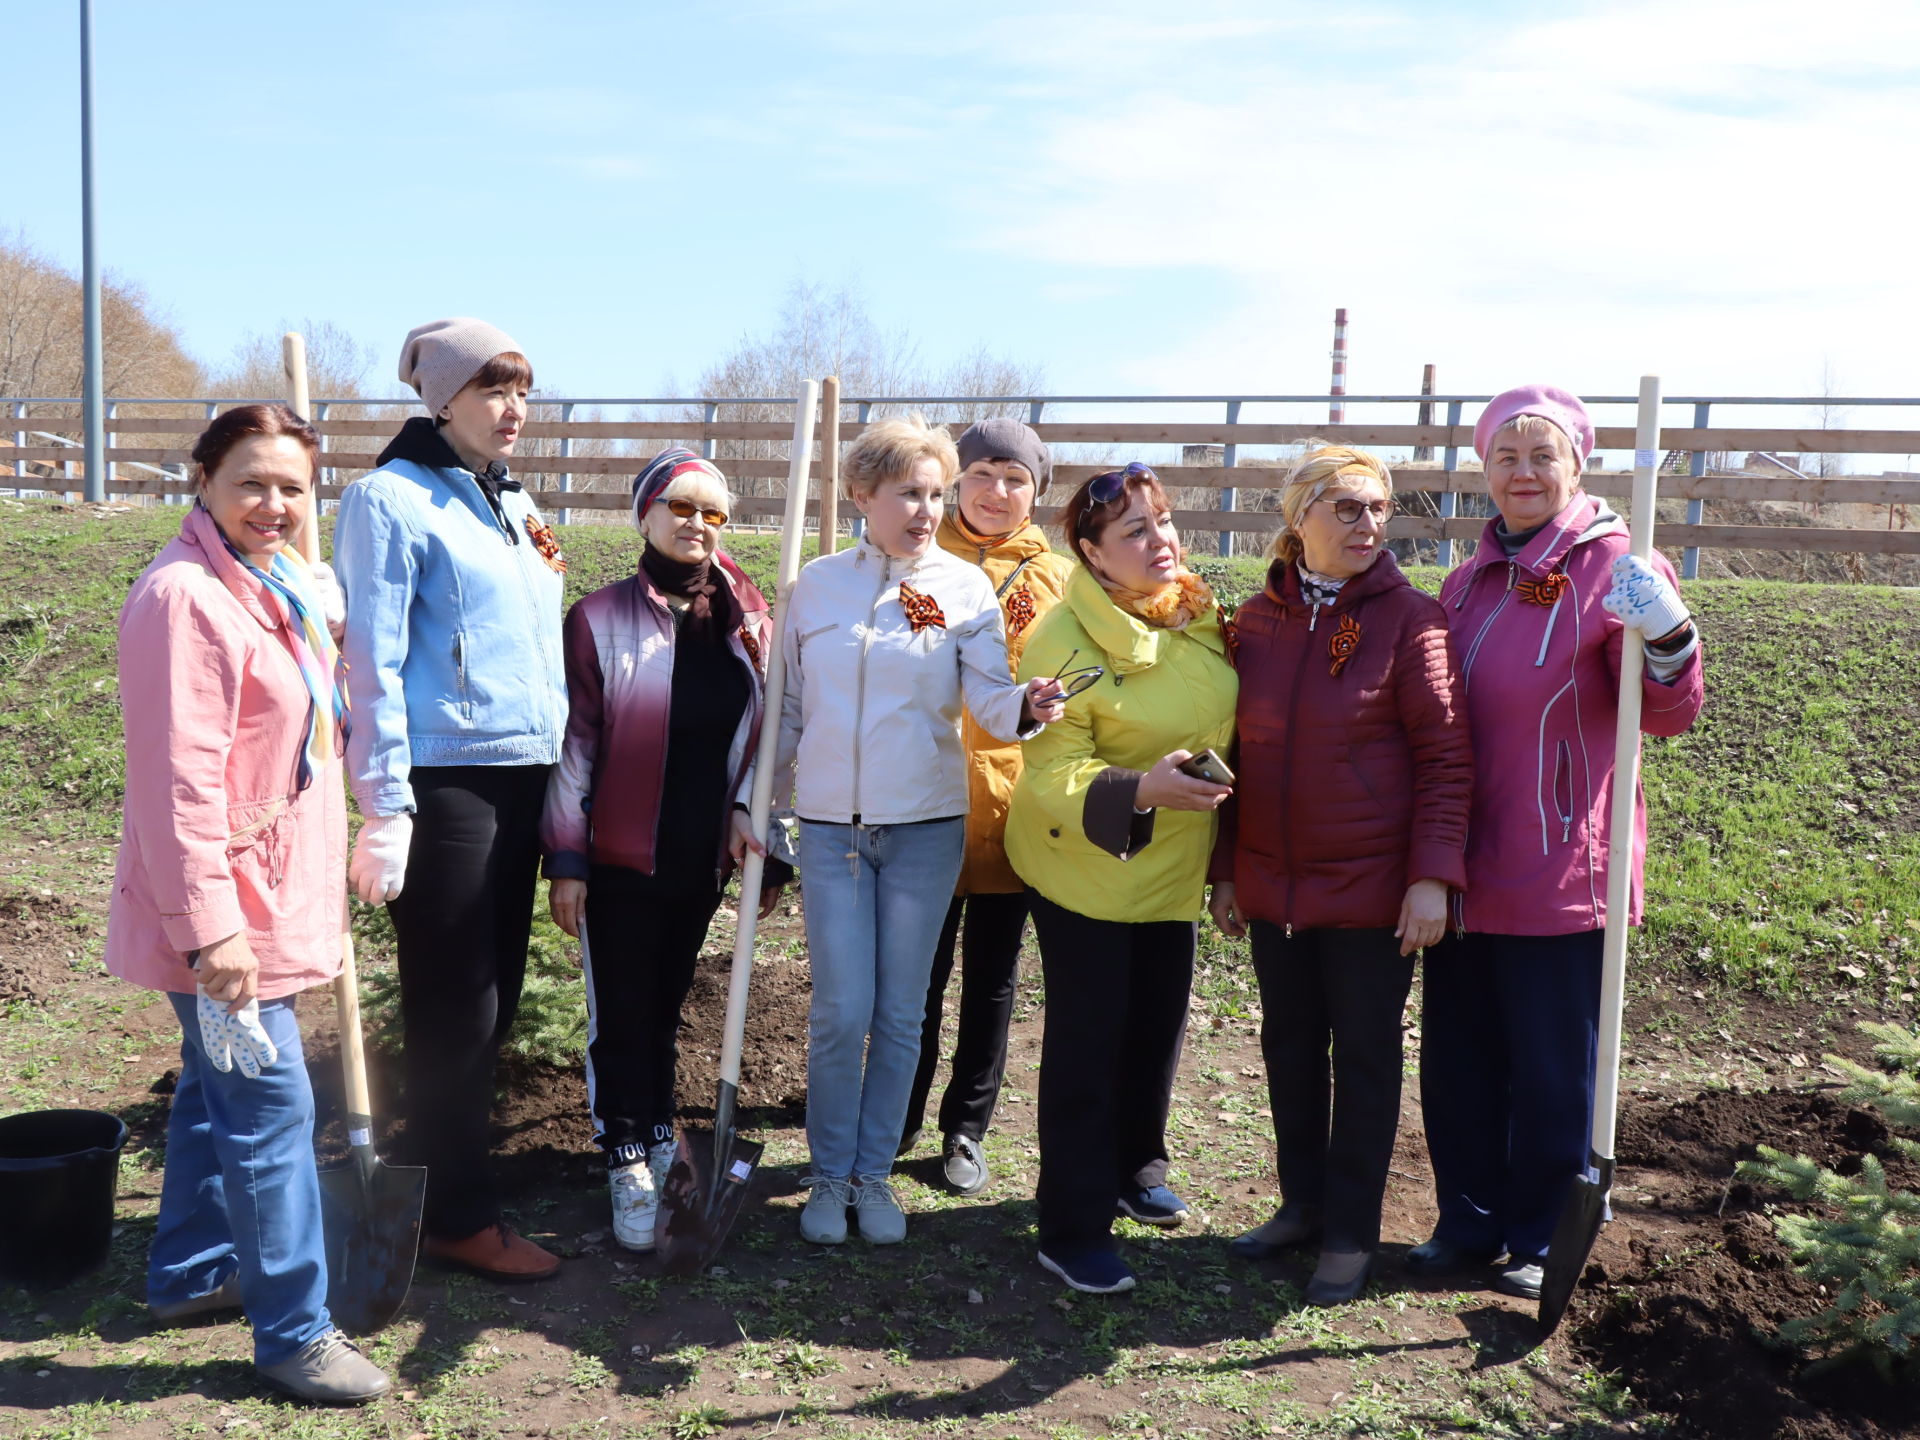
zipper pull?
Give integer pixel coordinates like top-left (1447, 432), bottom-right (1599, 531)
top-left (1284, 922), bottom-right (1293, 939)
top-left (1308, 601), bottom-right (1320, 632)
top-left (1563, 819), bottom-right (1572, 843)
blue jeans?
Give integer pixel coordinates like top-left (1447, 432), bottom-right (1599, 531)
top-left (149, 993), bottom-right (332, 1366)
top-left (799, 819), bottom-right (965, 1178)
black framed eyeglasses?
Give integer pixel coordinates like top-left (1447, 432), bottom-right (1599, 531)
top-left (1084, 461), bottom-right (1157, 512)
top-left (1316, 496), bottom-right (1396, 525)
top-left (658, 495), bottom-right (729, 527)
top-left (1052, 647), bottom-right (1106, 699)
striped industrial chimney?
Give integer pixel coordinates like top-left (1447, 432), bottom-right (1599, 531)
top-left (1329, 308), bottom-right (1348, 425)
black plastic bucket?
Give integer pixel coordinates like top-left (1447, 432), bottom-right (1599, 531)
top-left (0, 1109), bottom-right (128, 1290)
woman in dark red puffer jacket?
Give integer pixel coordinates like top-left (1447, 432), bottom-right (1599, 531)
top-left (1210, 444), bottom-right (1472, 1305)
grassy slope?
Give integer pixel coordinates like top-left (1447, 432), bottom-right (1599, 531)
top-left (8, 500), bottom-right (1915, 1000)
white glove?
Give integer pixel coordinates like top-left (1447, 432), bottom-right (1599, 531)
top-left (1603, 554), bottom-right (1690, 640)
top-left (350, 812), bottom-right (413, 905)
top-left (195, 987), bottom-right (279, 1079)
top-left (308, 560), bottom-right (347, 642)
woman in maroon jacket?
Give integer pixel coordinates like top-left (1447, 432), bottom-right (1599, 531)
top-left (541, 448), bottom-right (788, 1254)
top-left (1210, 444), bottom-right (1471, 1305)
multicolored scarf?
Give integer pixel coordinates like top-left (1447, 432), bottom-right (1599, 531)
top-left (221, 535), bottom-right (348, 791)
top-left (1098, 567), bottom-right (1217, 631)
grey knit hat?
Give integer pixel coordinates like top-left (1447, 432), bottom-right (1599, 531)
top-left (957, 417), bottom-right (1052, 494)
top-left (397, 317), bottom-right (524, 419)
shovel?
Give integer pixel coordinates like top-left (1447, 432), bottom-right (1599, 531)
top-left (656, 380), bottom-right (819, 1278)
top-left (286, 333), bottom-right (426, 1332)
top-left (316, 910), bottom-right (427, 1332)
top-left (1538, 375), bottom-right (1663, 1337)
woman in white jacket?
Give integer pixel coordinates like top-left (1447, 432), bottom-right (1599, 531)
top-left (752, 415), bottom-right (1064, 1246)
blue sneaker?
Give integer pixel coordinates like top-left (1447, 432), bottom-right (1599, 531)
top-left (1038, 1247), bottom-right (1136, 1294)
top-left (1117, 1185), bottom-right (1193, 1228)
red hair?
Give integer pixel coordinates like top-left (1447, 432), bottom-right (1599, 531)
top-left (1060, 467), bottom-right (1173, 564)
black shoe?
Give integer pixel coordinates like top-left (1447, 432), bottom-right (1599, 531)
top-left (1493, 1259), bottom-right (1543, 1300)
top-left (942, 1134), bottom-right (990, 1196)
top-left (896, 1127), bottom-right (923, 1158)
top-left (1303, 1251), bottom-right (1373, 1307)
top-left (1404, 1236), bottom-right (1501, 1277)
top-left (1228, 1208), bottom-right (1320, 1262)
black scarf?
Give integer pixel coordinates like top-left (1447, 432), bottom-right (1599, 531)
top-left (640, 542), bottom-right (738, 645)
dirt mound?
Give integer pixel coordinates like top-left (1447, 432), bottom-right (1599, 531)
top-left (0, 890), bottom-right (95, 1007)
top-left (1573, 1087), bottom-right (1920, 1440)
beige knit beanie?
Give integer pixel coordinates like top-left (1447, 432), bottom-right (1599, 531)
top-left (397, 317), bottom-right (523, 418)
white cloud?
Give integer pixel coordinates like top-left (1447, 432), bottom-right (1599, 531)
top-left (892, 0), bottom-right (1920, 403)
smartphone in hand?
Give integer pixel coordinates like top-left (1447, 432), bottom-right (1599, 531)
top-left (1176, 748), bottom-right (1235, 787)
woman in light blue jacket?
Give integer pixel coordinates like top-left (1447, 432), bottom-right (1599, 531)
top-left (333, 318), bottom-right (567, 1283)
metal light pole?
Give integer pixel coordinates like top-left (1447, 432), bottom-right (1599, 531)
top-left (79, 0), bottom-right (106, 503)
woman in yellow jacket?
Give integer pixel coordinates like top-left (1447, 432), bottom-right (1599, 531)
top-left (1006, 462), bottom-right (1238, 1293)
top-left (903, 419), bottom-right (1076, 1197)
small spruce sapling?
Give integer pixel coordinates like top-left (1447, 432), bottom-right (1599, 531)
top-left (1737, 1021), bottom-right (1920, 1381)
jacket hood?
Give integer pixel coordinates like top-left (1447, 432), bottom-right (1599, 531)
top-left (1063, 565), bottom-right (1227, 675)
top-left (1459, 490), bottom-right (1626, 581)
top-left (1264, 547), bottom-right (1412, 614)
top-left (376, 415), bottom-right (512, 483)
top-left (179, 503), bottom-right (290, 635)
top-left (936, 512), bottom-right (1053, 566)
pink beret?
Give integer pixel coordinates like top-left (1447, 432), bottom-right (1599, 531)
top-left (1473, 384), bottom-right (1594, 462)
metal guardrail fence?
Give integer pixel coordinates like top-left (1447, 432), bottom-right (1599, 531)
top-left (8, 393), bottom-right (1920, 575)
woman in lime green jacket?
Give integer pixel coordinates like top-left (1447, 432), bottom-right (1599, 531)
top-left (1005, 463), bottom-right (1238, 1294)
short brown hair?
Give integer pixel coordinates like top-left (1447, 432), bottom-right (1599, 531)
top-left (1061, 465), bottom-right (1173, 565)
top-left (190, 403), bottom-right (320, 486)
top-left (842, 413), bottom-right (957, 500)
top-left (463, 350), bottom-right (534, 393)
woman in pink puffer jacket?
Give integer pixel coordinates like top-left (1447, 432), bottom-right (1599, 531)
top-left (1407, 385), bottom-right (1704, 1301)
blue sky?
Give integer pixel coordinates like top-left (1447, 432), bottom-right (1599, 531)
top-left (10, 0), bottom-right (1920, 432)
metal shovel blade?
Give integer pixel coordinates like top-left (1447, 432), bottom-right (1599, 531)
top-left (1537, 1152), bottom-right (1613, 1336)
top-left (655, 1079), bottom-right (763, 1278)
top-left (318, 1148), bottom-right (426, 1336)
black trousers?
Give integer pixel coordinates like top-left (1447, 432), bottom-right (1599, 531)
top-left (387, 763), bottom-right (549, 1240)
top-left (905, 891), bottom-right (1030, 1143)
top-left (1029, 890), bottom-right (1194, 1254)
top-left (1250, 922), bottom-right (1415, 1253)
top-left (582, 863), bottom-right (723, 1160)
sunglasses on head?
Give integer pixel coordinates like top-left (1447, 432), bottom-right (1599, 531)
top-left (1051, 647), bottom-right (1107, 699)
top-left (1316, 495), bottom-right (1397, 524)
top-left (1084, 461), bottom-right (1157, 513)
top-left (657, 495), bottom-right (729, 528)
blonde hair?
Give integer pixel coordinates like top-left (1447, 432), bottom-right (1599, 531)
top-left (1268, 444), bottom-right (1394, 564)
top-left (842, 413), bottom-right (958, 501)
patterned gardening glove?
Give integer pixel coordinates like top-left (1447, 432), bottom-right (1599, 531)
top-left (1603, 554), bottom-right (1690, 641)
top-left (195, 987), bottom-right (279, 1079)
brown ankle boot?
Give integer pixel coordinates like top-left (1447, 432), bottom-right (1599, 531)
top-left (422, 1223), bottom-right (561, 1282)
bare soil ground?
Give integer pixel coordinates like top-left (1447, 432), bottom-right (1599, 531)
top-left (3, 875), bottom-right (1916, 1440)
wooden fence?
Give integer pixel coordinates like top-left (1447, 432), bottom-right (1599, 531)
top-left (6, 409), bottom-right (1920, 556)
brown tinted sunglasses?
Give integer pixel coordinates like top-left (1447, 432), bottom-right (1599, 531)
top-left (658, 495), bottom-right (729, 527)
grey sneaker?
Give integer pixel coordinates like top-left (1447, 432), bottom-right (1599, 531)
top-left (152, 1271), bottom-right (242, 1322)
top-left (854, 1174), bottom-right (908, 1244)
top-left (942, 1134), bottom-right (989, 1196)
top-left (257, 1329), bottom-right (392, 1405)
top-left (799, 1173), bottom-right (854, 1245)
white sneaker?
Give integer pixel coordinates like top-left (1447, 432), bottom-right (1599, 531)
top-left (853, 1173), bottom-right (907, 1245)
top-left (648, 1139), bottom-right (677, 1193)
top-left (610, 1161), bottom-right (659, 1252)
top-left (799, 1173), bottom-right (854, 1244)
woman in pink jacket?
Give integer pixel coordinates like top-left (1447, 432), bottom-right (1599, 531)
top-left (106, 405), bottom-right (388, 1406)
top-left (1409, 385), bottom-right (1704, 1301)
